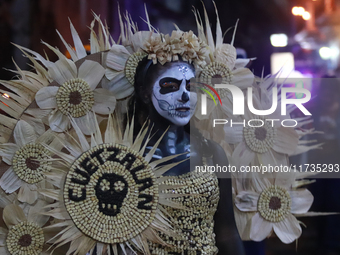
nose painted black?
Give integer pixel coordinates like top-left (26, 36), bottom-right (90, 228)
top-left (181, 92), bottom-right (189, 102)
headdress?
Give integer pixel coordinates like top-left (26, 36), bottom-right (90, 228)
top-left (0, 3), bottom-right (330, 255)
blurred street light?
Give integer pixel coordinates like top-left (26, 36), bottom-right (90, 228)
top-left (302, 11), bottom-right (311, 20)
top-left (292, 6), bottom-right (305, 16)
top-left (319, 47), bottom-right (339, 60)
top-left (270, 34), bottom-right (288, 47)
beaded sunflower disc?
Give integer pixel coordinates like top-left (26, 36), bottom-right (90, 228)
top-left (6, 221), bottom-right (44, 255)
top-left (64, 143), bottom-right (159, 244)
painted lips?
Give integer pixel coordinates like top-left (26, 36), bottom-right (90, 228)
top-left (175, 107), bottom-right (190, 112)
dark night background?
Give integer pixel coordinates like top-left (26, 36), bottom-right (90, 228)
top-left (0, 0), bottom-right (329, 79)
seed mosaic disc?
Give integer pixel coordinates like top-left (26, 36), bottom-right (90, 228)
top-left (64, 143), bottom-right (159, 244)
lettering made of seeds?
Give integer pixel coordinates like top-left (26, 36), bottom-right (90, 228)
top-left (68, 146), bottom-right (153, 212)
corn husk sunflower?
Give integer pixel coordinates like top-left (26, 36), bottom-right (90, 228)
top-left (0, 198), bottom-right (51, 255)
top-left (193, 3), bottom-right (254, 119)
top-left (104, 44), bottom-right (146, 98)
top-left (0, 120), bottom-right (63, 204)
top-left (104, 11), bottom-right (147, 98)
top-left (34, 58), bottom-right (116, 134)
top-left (226, 75), bottom-right (322, 168)
top-left (11, 18), bottom-right (117, 135)
top-left (233, 172), bottom-right (322, 243)
top-left (38, 115), bottom-right (190, 255)
top-left (105, 8), bottom-right (207, 97)
top-left (0, 16), bottom-right (112, 143)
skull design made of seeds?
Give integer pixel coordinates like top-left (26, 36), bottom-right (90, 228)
top-left (64, 144), bottom-right (159, 244)
top-left (95, 173), bottom-right (128, 216)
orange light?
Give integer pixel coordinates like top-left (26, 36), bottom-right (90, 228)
top-left (302, 11), bottom-right (311, 20)
top-left (2, 93), bottom-right (9, 99)
top-left (65, 45), bottom-right (91, 59)
top-left (292, 6), bottom-right (305, 16)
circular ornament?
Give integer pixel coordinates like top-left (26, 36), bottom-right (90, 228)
top-left (243, 119), bottom-right (276, 154)
top-left (199, 62), bottom-right (233, 99)
top-left (64, 143), bottom-right (159, 244)
top-left (6, 221), bottom-right (44, 255)
top-left (124, 52), bottom-right (148, 85)
top-left (56, 78), bottom-right (94, 118)
top-left (12, 143), bottom-right (51, 184)
top-left (258, 185), bottom-right (291, 222)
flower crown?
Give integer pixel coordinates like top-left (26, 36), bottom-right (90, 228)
top-left (105, 30), bottom-right (207, 88)
top-left (144, 30), bottom-right (207, 66)
top-left (104, 7), bottom-right (209, 89)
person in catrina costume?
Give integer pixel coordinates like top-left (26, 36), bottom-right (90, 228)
top-left (0, 2), bottom-right (323, 255)
top-left (123, 55), bottom-right (246, 254)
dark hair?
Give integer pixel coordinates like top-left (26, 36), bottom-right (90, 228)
top-left (128, 57), bottom-right (195, 132)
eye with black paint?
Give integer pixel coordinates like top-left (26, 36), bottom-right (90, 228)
top-left (186, 80), bottom-right (190, 91)
top-left (159, 78), bottom-right (181, 94)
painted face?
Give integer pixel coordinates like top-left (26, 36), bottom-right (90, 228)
top-left (151, 64), bottom-right (197, 126)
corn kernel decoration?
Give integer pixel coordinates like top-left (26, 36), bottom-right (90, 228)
top-left (64, 144), bottom-right (159, 244)
top-left (148, 171), bottom-right (220, 255)
top-left (6, 221), bottom-right (44, 255)
top-left (0, 198), bottom-right (51, 255)
top-left (56, 78), bottom-right (95, 118)
top-left (0, 121), bottom-right (60, 205)
top-left (0, 5), bottom-right (324, 254)
top-left (12, 143), bottom-right (51, 184)
top-left (257, 185), bottom-right (291, 223)
top-left (38, 116), bottom-right (189, 254)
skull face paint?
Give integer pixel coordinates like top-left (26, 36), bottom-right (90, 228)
top-left (151, 64), bottom-right (197, 126)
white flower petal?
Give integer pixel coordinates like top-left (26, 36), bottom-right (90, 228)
top-left (74, 112), bottom-right (96, 136)
top-left (105, 69), bottom-right (121, 81)
top-left (13, 120), bottom-right (38, 147)
top-left (231, 142), bottom-right (255, 168)
top-left (103, 72), bottom-right (134, 99)
top-left (3, 204), bottom-right (26, 228)
top-left (232, 68), bottom-right (254, 90)
top-left (27, 200), bottom-right (49, 227)
top-left (289, 189), bottom-right (314, 214)
top-left (234, 58), bottom-right (253, 69)
top-left (131, 31), bottom-right (153, 52)
top-left (48, 59), bottom-right (77, 85)
top-left (78, 60), bottom-right (105, 90)
top-left (0, 144), bottom-right (18, 165)
top-left (105, 45), bottom-right (130, 71)
top-left (20, 115), bottom-right (46, 136)
top-left (272, 126), bottom-right (299, 155)
top-left (273, 170), bottom-right (299, 189)
top-left (273, 214), bottom-right (302, 244)
top-left (0, 190), bottom-right (16, 208)
top-left (0, 168), bottom-right (22, 193)
top-left (249, 213), bottom-right (273, 241)
top-left (215, 44), bottom-right (236, 70)
top-left (259, 150), bottom-right (288, 168)
top-left (48, 109), bottom-right (70, 132)
top-left (93, 89), bottom-right (116, 114)
top-left (35, 86), bottom-right (58, 109)
top-left (235, 190), bottom-right (259, 212)
top-left (18, 183), bottom-right (38, 204)
top-left (224, 125), bottom-right (243, 144)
